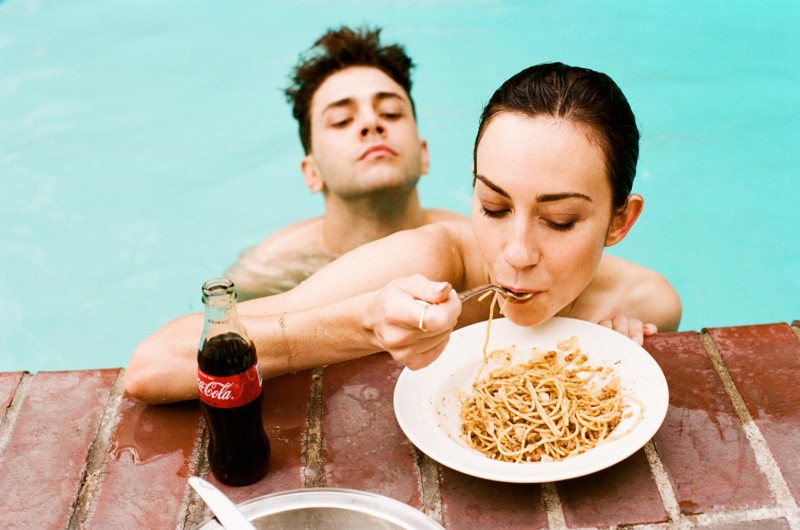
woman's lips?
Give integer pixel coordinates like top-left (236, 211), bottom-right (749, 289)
top-left (501, 286), bottom-right (539, 304)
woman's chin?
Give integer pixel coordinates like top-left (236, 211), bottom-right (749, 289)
top-left (503, 308), bottom-right (551, 328)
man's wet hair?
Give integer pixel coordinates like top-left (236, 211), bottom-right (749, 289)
top-left (284, 26), bottom-right (416, 153)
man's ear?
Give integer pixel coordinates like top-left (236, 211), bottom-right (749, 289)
top-left (605, 194), bottom-right (644, 247)
top-left (301, 155), bottom-right (324, 193)
top-left (419, 139), bottom-right (430, 175)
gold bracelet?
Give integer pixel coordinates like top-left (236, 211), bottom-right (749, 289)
top-left (278, 312), bottom-right (293, 373)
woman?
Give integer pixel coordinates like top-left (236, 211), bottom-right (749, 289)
top-left (126, 62), bottom-right (681, 404)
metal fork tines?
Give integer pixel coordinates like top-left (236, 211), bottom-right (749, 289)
top-left (458, 284), bottom-right (531, 303)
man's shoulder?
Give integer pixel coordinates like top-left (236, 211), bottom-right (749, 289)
top-left (250, 216), bottom-right (326, 260)
top-left (225, 216), bottom-right (334, 300)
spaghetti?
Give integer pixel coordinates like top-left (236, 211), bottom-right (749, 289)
top-left (459, 295), bottom-right (625, 463)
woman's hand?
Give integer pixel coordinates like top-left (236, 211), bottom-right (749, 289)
top-left (367, 275), bottom-right (461, 370)
top-left (598, 315), bottom-right (657, 346)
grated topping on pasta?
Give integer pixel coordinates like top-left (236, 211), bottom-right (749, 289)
top-left (459, 294), bottom-right (626, 463)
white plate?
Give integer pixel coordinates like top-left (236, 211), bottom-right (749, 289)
top-left (393, 317), bottom-right (669, 483)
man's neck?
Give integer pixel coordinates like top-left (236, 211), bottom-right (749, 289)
top-left (321, 188), bottom-right (426, 255)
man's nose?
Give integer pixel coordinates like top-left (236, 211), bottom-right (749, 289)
top-left (359, 111), bottom-right (385, 137)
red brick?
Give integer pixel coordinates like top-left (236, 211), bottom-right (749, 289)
top-left (212, 369), bottom-right (312, 503)
top-left (558, 449), bottom-right (668, 526)
top-left (0, 372), bottom-right (24, 415)
top-left (0, 370), bottom-right (118, 528)
top-left (706, 323), bottom-right (800, 502)
top-left (322, 353), bottom-right (422, 507)
top-left (438, 467), bottom-right (546, 529)
top-left (645, 332), bottom-right (772, 513)
top-left (87, 395), bottom-right (202, 528)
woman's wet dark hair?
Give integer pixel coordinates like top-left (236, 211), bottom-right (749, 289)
top-left (473, 62), bottom-right (640, 211)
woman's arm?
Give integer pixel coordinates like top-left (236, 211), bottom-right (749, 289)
top-left (124, 223), bottom-right (468, 404)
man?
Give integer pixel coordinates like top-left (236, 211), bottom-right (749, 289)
top-left (225, 26), bottom-right (466, 300)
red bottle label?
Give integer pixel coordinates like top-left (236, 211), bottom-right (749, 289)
top-left (197, 364), bottom-right (262, 408)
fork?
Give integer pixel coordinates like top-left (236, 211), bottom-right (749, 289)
top-left (458, 284), bottom-right (532, 303)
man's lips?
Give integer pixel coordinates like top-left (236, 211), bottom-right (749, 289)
top-left (360, 144), bottom-right (397, 160)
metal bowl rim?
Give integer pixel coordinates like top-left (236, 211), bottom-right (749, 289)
top-left (197, 487), bottom-right (444, 529)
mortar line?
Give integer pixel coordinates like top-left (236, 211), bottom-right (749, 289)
top-left (643, 439), bottom-right (690, 529)
top-left (303, 367), bottom-right (326, 488)
top-left (416, 452), bottom-right (443, 524)
top-left (69, 369), bottom-right (127, 529)
top-left (182, 420), bottom-right (211, 529)
top-left (691, 504), bottom-right (799, 528)
top-left (541, 481), bottom-right (567, 529)
top-left (700, 332), bottom-right (799, 519)
top-left (0, 372), bottom-right (33, 462)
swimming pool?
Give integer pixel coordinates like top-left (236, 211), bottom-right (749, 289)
top-left (2, 1), bottom-right (798, 373)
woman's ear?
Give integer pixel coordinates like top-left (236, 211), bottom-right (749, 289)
top-left (605, 194), bottom-right (644, 247)
top-left (301, 155), bottom-right (324, 193)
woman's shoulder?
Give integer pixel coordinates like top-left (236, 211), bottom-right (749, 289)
top-left (374, 220), bottom-right (481, 287)
top-left (413, 219), bottom-right (474, 245)
top-left (593, 254), bottom-right (682, 331)
top-left (423, 208), bottom-right (469, 224)
top-left (424, 219), bottom-right (481, 259)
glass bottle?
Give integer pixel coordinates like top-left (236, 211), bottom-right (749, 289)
top-left (196, 278), bottom-right (270, 486)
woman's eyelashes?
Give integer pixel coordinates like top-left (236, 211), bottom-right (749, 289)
top-left (544, 219), bottom-right (577, 232)
top-left (479, 206), bottom-right (509, 218)
top-left (480, 204), bottom-right (578, 232)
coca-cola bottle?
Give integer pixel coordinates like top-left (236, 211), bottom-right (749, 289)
top-left (197, 278), bottom-right (270, 486)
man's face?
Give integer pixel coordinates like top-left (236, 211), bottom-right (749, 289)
top-left (302, 66), bottom-right (429, 199)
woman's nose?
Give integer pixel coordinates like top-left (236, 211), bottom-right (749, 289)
top-left (503, 224), bottom-right (539, 270)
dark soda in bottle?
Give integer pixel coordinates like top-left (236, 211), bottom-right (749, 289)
top-left (197, 278), bottom-right (270, 486)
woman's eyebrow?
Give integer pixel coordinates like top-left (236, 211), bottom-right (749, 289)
top-left (537, 192), bottom-right (592, 203)
top-left (474, 174), bottom-right (592, 203)
top-left (474, 174), bottom-right (509, 197)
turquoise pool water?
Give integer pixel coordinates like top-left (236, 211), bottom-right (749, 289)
top-left (2, 1), bottom-right (798, 372)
